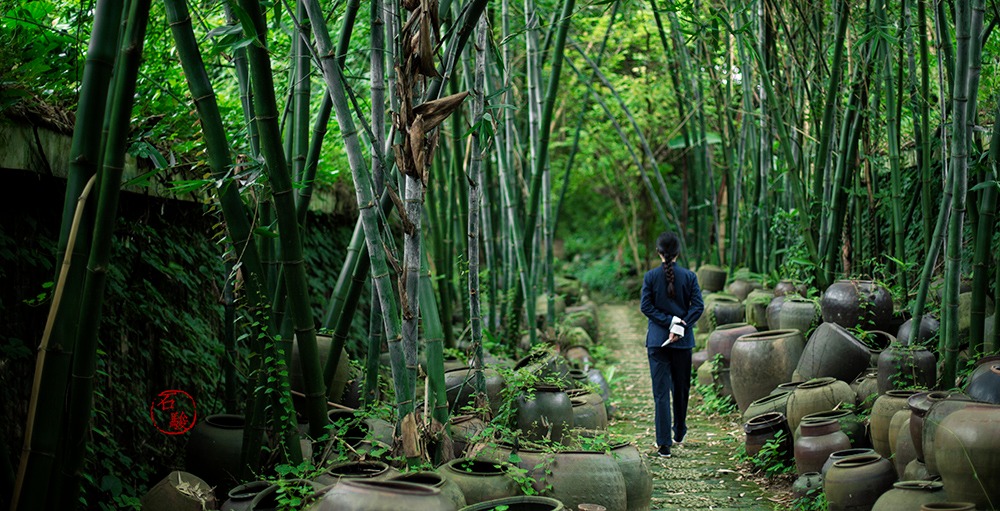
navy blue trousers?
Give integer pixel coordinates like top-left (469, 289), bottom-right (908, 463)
top-left (647, 346), bottom-right (692, 448)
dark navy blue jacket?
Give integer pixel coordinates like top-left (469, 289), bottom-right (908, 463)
top-left (641, 262), bottom-right (705, 349)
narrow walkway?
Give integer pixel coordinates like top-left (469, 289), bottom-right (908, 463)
top-left (600, 302), bottom-right (778, 511)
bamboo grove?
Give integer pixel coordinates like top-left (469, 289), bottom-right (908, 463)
top-left (6, 0), bottom-right (1000, 507)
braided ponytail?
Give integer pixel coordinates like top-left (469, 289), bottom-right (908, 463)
top-left (663, 259), bottom-right (676, 297)
top-left (655, 232), bottom-right (681, 298)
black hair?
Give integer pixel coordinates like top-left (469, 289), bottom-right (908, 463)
top-left (656, 232), bottom-right (680, 297)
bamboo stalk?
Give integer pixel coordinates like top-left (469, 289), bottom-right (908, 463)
top-left (302, 0), bottom-right (414, 423)
top-left (966, 0), bottom-right (989, 356)
top-left (238, 0), bottom-right (328, 441)
top-left (58, 0), bottom-right (152, 504)
top-left (469, 11), bottom-right (487, 392)
top-left (943, 0), bottom-right (972, 385)
top-left (11, 0), bottom-right (124, 505)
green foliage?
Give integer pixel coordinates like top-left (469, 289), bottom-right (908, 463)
top-left (791, 487), bottom-right (828, 511)
top-left (571, 253), bottom-right (635, 300)
top-left (744, 429), bottom-right (795, 478)
top-left (694, 354), bottom-right (737, 416)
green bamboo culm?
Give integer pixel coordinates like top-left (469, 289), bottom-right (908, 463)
top-left (237, 0), bottom-right (328, 442)
top-left (419, 252), bottom-right (449, 426)
top-left (942, 0), bottom-right (973, 386)
top-left (965, 0), bottom-right (989, 357)
top-left (302, 0), bottom-right (415, 425)
top-left (58, 0), bottom-right (153, 506)
top-left (988, 100), bottom-right (1000, 353)
top-left (10, 0), bottom-right (125, 507)
top-left (468, 12), bottom-right (487, 393)
top-left (164, 0), bottom-right (280, 469)
top-left (879, 0), bottom-right (907, 294)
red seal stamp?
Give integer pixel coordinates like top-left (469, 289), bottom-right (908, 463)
top-left (150, 390), bottom-right (197, 435)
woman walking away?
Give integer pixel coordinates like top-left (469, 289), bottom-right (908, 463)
top-left (641, 232), bottom-right (704, 458)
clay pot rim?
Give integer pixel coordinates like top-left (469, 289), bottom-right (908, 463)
top-left (802, 410), bottom-right (853, 422)
top-left (227, 480), bottom-right (270, 499)
top-left (570, 397), bottom-right (590, 406)
top-left (750, 391), bottom-right (791, 405)
top-left (919, 503), bottom-right (977, 511)
top-left (828, 448), bottom-right (876, 459)
top-left (891, 480), bottom-right (944, 491)
top-left (713, 322), bottom-right (754, 331)
top-left (335, 479), bottom-right (442, 496)
top-left (831, 453), bottom-right (883, 468)
top-left (445, 458), bottom-right (512, 475)
top-left (799, 418), bottom-right (840, 432)
top-left (736, 329), bottom-right (803, 341)
top-left (745, 411), bottom-right (786, 426)
top-left (797, 377), bottom-right (838, 389)
top-left (325, 460), bottom-right (392, 478)
top-left (907, 392), bottom-right (932, 412)
top-left (460, 496), bottom-right (565, 510)
top-left (990, 364), bottom-right (1000, 376)
top-left (391, 471), bottom-right (445, 487)
top-left (707, 295), bottom-right (741, 303)
top-left (204, 414), bottom-right (246, 429)
top-left (884, 389), bottom-right (922, 398)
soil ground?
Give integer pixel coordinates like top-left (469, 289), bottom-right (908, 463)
top-left (599, 302), bottom-right (791, 511)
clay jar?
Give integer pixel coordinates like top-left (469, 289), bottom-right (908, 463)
top-left (774, 280), bottom-right (802, 297)
top-left (896, 315), bottom-right (940, 345)
top-left (766, 296), bottom-right (788, 332)
top-left (313, 460), bottom-right (399, 487)
top-left (221, 481), bottom-right (269, 511)
top-left (907, 392), bottom-right (932, 462)
top-left (922, 392), bottom-right (976, 475)
top-left (776, 296), bottom-right (822, 336)
top-left (821, 448), bottom-right (876, 477)
top-left (459, 496), bottom-right (566, 511)
top-left (823, 454), bottom-right (897, 511)
top-left (516, 384), bottom-right (573, 443)
top-left (390, 471), bottom-right (467, 509)
top-left (935, 405), bottom-right (1000, 509)
top-left (744, 412), bottom-right (791, 459)
top-left (742, 391), bottom-right (792, 424)
top-left (871, 390), bottom-right (920, 458)
top-left (185, 414), bottom-right (256, 495)
top-left (745, 289), bottom-right (774, 329)
top-left (794, 418), bottom-right (852, 475)
top-left (449, 415), bottom-right (487, 458)
top-left (785, 377), bottom-right (855, 434)
top-left (795, 323), bottom-right (871, 383)
top-left (892, 417), bottom-right (917, 479)
top-left (142, 471), bottom-right (216, 511)
top-left (698, 294), bottom-right (744, 333)
top-left (821, 279), bottom-right (894, 331)
top-left (440, 458), bottom-right (519, 505)
top-left (610, 443), bottom-right (653, 511)
top-left (571, 396), bottom-right (609, 431)
top-left (877, 344), bottom-right (936, 394)
top-left (528, 450), bottom-right (628, 511)
top-left (728, 279), bottom-right (762, 301)
top-left (291, 335), bottom-right (351, 403)
top-left (965, 360), bottom-right (1000, 404)
top-left (791, 472), bottom-right (824, 500)
top-left (871, 481), bottom-right (950, 511)
top-left (730, 329), bottom-right (806, 412)
top-left (707, 323), bottom-right (757, 366)
top-left (855, 372), bottom-right (881, 412)
top-left (796, 410), bottom-right (865, 448)
top-left (317, 480), bottom-right (456, 511)
top-left (445, 367), bottom-right (506, 416)
top-left (697, 264), bottom-right (728, 292)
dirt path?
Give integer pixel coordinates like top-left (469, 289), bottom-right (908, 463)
top-left (599, 302), bottom-right (779, 511)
